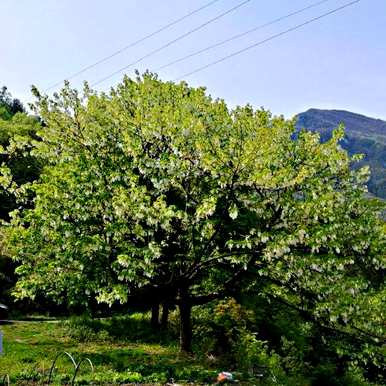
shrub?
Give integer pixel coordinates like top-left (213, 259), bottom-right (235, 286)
top-left (192, 299), bottom-right (309, 385)
top-left (63, 313), bottom-right (177, 344)
top-left (63, 316), bottom-right (100, 342)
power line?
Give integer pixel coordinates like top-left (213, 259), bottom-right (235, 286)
top-left (175, 0), bottom-right (361, 81)
top-left (44, 0), bottom-right (222, 91)
top-left (91, 0), bottom-right (253, 87)
top-left (156, 0), bottom-right (331, 72)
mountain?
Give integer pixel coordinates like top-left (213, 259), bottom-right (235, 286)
top-left (296, 109), bottom-right (386, 199)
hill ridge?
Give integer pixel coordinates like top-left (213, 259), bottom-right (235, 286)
top-left (296, 108), bottom-right (386, 199)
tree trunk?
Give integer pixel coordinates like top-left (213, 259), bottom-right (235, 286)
top-left (151, 303), bottom-right (160, 329)
top-left (178, 289), bottom-right (192, 353)
top-left (161, 302), bottom-right (170, 329)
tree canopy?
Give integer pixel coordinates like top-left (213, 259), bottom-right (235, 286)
top-left (0, 87), bottom-right (42, 307)
top-left (0, 86), bottom-right (24, 120)
top-left (2, 74), bottom-right (385, 355)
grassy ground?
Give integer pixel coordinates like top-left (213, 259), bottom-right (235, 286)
top-left (0, 316), bottom-right (234, 385)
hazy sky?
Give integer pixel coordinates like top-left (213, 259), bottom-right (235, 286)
top-left (1, 0), bottom-right (385, 119)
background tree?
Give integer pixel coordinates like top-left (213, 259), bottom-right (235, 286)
top-left (0, 86), bottom-right (41, 306)
top-left (3, 74), bottom-right (385, 355)
top-left (0, 86), bottom-right (24, 119)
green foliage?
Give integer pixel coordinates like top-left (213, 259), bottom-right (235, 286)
top-left (75, 369), bottom-right (142, 384)
top-left (191, 298), bottom-right (384, 385)
top-left (296, 108), bottom-right (386, 199)
top-left (63, 313), bottom-right (177, 343)
top-left (0, 90), bottom-right (41, 222)
top-left (0, 88), bottom-right (42, 309)
top-left (0, 86), bottom-right (24, 120)
top-left (236, 332), bottom-right (294, 385)
top-left (1, 74), bottom-right (385, 375)
top-left (64, 316), bottom-right (109, 343)
top-left (1, 314), bottom-right (384, 385)
top-left (192, 299), bottom-right (252, 356)
top-left (0, 319), bottom-right (223, 385)
top-left (192, 299), bottom-right (302, 384)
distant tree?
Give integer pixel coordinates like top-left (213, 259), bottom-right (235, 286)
top-left (0, 86), bottom-right (41, 305)
top-left (3, 74), bottom-right (385, 354)
top-left (0, 105), bottom-right (41, 218)
top-left (0, 86), bottom-right (24, 120)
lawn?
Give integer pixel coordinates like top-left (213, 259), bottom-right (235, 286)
top-left (0, 315), bottom-right (238, 385)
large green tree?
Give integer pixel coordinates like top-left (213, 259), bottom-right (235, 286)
top-left (3, 74), bottom-right (385, 353)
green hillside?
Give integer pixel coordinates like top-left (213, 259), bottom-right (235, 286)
top-left (297, 109), bottom-right (386, 198)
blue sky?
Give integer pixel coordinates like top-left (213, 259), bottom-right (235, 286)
top-left (1, 0), bottom-right (385, 119)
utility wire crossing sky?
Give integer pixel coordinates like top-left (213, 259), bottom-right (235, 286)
top-left (1, 0), bottom-right (385, 120)
top-left (45, 0), bottom-right (223, 91)
top-left (90, 0), bottom-right (253, 87)
top-left (174, 0), bottom-right (361, 80)
top-left (154, 0), bottom-right (332, 73)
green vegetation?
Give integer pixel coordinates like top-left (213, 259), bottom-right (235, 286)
top-left (0, 86), bottom-right (24, 121)
top-left (0, 316), bottom-right (220, 385)
top-left (0, 87), bottom-right (42, 310)
top-left (0, 77), bottom-right (385, 385)
top-left (1, 303), bottom-right (383, 385)
top-left (296, 108), bottom-right (386, 199)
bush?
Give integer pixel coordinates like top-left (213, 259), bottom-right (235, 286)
top-left (192, 298), bottom-right (254, 358)
top-left (63, 312), bottom-right (178, 345)
top-left (63, 316), bottom-right (101, 342)
top-left (190, 298), bottom-right (385, 386)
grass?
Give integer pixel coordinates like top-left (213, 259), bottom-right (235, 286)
top-left (0, 315), bottom-right (232, 385)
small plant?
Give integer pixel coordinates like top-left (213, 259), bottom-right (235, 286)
top-left (14, 366), bottom-right (43, 383)
top-left (63, 317), bottom-right (101, 342)
top-left (76, 369), bottom-right (142, 385)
